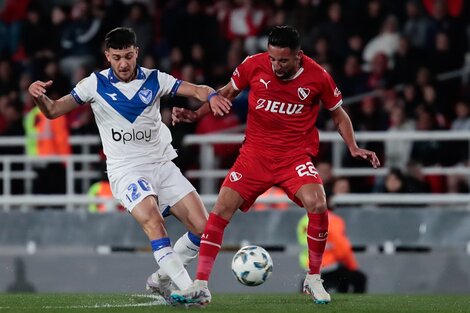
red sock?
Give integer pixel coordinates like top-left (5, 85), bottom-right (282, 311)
top-left (307, 211), bottom-right (329, 274)
top-left (196, 213), bottom-right (229, 281)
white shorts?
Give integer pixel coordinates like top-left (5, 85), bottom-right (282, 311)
top-left (108, 161), bottom-right (195, 214)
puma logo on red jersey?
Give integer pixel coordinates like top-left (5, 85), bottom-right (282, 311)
top-left (259, 78), bottom-right (271, 89)
top-left (255, 98), bottom-right (304, 115)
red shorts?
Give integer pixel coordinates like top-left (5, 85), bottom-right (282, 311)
top-left (221, 151), bottom-right (323, 211)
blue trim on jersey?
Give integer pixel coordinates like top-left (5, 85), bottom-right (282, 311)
top-left (162, 205), bottom-right (171, 218)
top-left (107, 65), bottom-right (146, 83)
top-left (187, 232), bottom-right (201, 247)
top-left (70, 89), bottom-right (84, 105)
top-left (170, 79), bottom-right (182, 97)
top-left (95, 70), bottom-right (160, 123)
top-left (151, 237), bottom-right (171, 251)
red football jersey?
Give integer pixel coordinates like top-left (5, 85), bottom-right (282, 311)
top-left (231, 52), bottom-right (342, 157)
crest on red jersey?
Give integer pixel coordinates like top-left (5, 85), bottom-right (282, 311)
top-left (229, 171), bottom-right (242, 182)
top-left (298, 87), bottom-right (310, 100)
top-left (334, 87), bottom-right (342, 97)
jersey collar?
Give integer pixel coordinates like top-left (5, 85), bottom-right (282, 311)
top-left (108, 65), bottom-right (146, 83)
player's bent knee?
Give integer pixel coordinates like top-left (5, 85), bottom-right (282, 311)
top-left (303, 197), bottom-right (327, 213)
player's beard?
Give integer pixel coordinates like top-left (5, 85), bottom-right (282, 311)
top-left (276, 69), bottom-right (295, 80)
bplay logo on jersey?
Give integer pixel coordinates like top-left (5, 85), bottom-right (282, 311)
top-left (112, 128), bottom-right (151, 144)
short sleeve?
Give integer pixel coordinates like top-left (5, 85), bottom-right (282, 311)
top-left (230, 56), bottom-right (253, 91)
top-left (71, 73), bottom-right (96, 105)
top-left (320, 69), bottom-right (343, 111)
top-left (156, 70), bottom-right (179, 97)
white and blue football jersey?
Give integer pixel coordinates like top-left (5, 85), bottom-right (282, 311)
top-left (71, 66), bottom-right (181, 175)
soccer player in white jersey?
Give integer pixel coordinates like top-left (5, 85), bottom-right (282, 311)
top-left (27, 27), bottom-right (232, 302)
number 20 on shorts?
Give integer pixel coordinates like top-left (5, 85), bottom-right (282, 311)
top-left (126, 178), bottom-right (151, 203)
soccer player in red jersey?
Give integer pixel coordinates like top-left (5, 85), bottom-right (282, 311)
top-left (171, 26), bottom-right (380, 306)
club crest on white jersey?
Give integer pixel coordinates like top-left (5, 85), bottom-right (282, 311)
top-left (138, 88), bottom-right (153, 105)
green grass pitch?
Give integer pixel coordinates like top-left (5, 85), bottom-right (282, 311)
top-left (1, 293), bottom-right (470, 313)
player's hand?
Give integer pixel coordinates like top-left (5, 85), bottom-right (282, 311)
top-left (172, 107), bottom-right (198, 126)
top-left (28, 80), bottom-right (53, 98)
top-left (208, 94), bottom-right (232, 116)
top-left (350, 147), bottom-right (381, 168)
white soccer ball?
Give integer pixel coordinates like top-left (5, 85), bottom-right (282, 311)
top-left (231, 245), bottom-right (273, 286)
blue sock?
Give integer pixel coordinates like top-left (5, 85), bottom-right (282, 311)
top-left (150, 237), bottom-right (171, 252)
top-left (187, 231), bottom-right (201, 247)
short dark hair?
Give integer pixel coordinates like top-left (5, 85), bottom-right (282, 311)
top-left (268, 26), bottom-right (300, 50)
top-left (104, 27), bottom-right (137, 50)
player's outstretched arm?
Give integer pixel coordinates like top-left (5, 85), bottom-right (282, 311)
top-left (176, 81), bottom-right (232, 115)
top-left (28, 80), bottom-right (79, 119)
top-left (172, 81), bottom-right (240, 126)
top-left (330, 107), bottom-right (381, 168)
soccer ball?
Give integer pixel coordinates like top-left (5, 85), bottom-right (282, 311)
top-left (231, 245), bottom-right (273, 286)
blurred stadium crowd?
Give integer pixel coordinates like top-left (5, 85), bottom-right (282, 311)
top-left (0, 0), bottom-right (470, 198)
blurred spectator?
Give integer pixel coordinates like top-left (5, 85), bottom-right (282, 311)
top-left (24, 107), bottom-right (71, 195)
top-left (410, 105), bottom-right (444, 166)
top-left (60, 0), bottom-right (102, 79)
top-left (382, 168), bottom-right (409, 194)
top-left (366, 53), bottom-right (393, 90)
top-left (403, 0), bottom-right (432, 50)
top-left (401, 84), bottom-right (420, 118)
top-left (312, 2), bottom-right (348, 60)
top-left (225, 0), bottom-right (267, 54)
top-left (338, 55), bottom-right (368, 97)
top-left (405, 161), bottom-right (431, 193)
top-left (316, 161), bottom-right (334, 198)
top-left (48, 5), bottom-right (69, 55)
top-left (0, 96), bottom-right (23, 138)
top-left (122, 2), bottom-right (153, 62)
top-left (391, 36), bottom-right (421, 85)
top-left (189, 43), bottom-right (208, 84)
top-left (451, 101), bottom-right (470, 131)
top-left (0, 0), bottom-right (30, 59)
top-left (355, 96), bottom-right (388, 132)
top-left (21, 2), bottom-right (54, 60)
top-left (87, 176), bottom-right (124, 213)
top-left (311, 37), bottom-right (340, 75)
top-left (0, 95), bottom-right (25, 195)
top-left (286, 0), bottom-right (316, 39)
top-left (363, 15), bottom-right (400, 67)
top-left (359, 0), bottom-right (387, 43)
top-left (427, 31), bottom-right (463, 117)
top-left (345, 33), bottom-right (364, 60)
top-left (424, 0), bottom-right (466, 56)
top-left (328, 176), bottom-right (351, 208)
top-left (446, 172), bottom-right (469, 194)
top-left (385, 104), bottom-right (415, 170)
top-left (253, 186), bottom-right (288, 211)
top-left (0, 59), bottom-right (18, 96)
top-left (448, 100), bottom-right (470, 165)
